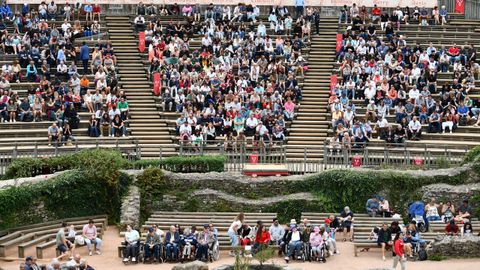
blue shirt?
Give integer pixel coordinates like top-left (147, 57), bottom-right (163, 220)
top-left (295, 0), bottom-right (305, 7)
top-left (80, 44), bottom-right (90, 60)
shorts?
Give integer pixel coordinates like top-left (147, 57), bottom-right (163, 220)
top-left (57, 242), bottom-right (72, 253)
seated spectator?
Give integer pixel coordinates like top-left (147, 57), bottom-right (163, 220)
top-left (56, 222), bottom-right (76, 260)
top-left (377, 223), bottom-right (392, 261)
top-left (134, 15), bottom-right (146, 32)
top-left (445, 220), bottom-right (459, 235)
top-left (165, 225), bottom-right (180, 261)
top-left (441, 201), bottom-right (455, 223)
top-left (425, 198), bottom-right (441, 222)
top-left (284, 224), bottom-right (303, 263)
top-left (454, 200), bottom-right (472, 222)
top-left (144, 227), bottom-right (161, 263)
top-left (196, 224), bottom-right (214, 262)
top-left (366, 197), bottom-right (380, 217)
top-left (379, 197), bottom-right (391, 217)
top-left (407, 116), bottom-right (422, 140)
top-left (463, 222), bottom-right (474, 237)
top-left (48, 122), bottom-right (61, 146)
top-left (47, 258), bottom-right (61, 270)
top-left (111, 114), bottom-right (125, 137)
top-left (82, 219), bottom-right (102, 256)
top-left (309, 226), bottom-right (324, 259)
top-left (122, 225), bottom-right (140, 263)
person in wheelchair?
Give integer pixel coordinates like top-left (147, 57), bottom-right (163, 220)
top-left (180, 227), bottom-right (197, 261)
top-left (122, 225), bottom-right (140, 263)
top-left (144, 227), bottom-right (161, 264)
top-left (284, 224), bottom-right (304, 263)
top-left (196, 224), bottom-right (215, 262)
top-left (165, 225), bottom-right (180, 262)
top-left (310, 226), bottom-right (326, 262)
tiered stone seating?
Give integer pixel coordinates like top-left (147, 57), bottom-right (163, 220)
top-left (0, 215), bottom-right (107, 259)
top-left (117, 211), bottom-right (277, 256)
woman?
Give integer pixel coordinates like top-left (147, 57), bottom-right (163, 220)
top-left (84, 90), bottom-right (94, 113)
top-left (252, 224), bottom-right (270, 255)
top-left (62, 123), bottom-right (76, 145)
top-left (88, 114), bottom-right (99, 137)
top-left (463, 222), bottom-right (473, 237)
top-left (111, 114), bottom-right (125, 137)
top-left (227, 213), bottom-right (244, 256)
top-left (32, 98), bottom-right (43, 122)
top-left (392, 231), bottom-right (406, 270)
top-left (309, 226), bottom-right (324, 260)
top-left (377, 223), bottom-right (392, 261)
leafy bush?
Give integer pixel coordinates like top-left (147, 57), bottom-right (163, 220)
top-left (463, 145), bottom-right (480, 164)
top-left (132, 155), bottom-right (226, 173)
top-left (136, 167), bottom-right (166, 223)
top-left (0, 170), bottom-right (132, 230)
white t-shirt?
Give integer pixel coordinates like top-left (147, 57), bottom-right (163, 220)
top-left (228, 220), bottom-right (242, 233)
top-left (291, 231), bottom-right (301, 242)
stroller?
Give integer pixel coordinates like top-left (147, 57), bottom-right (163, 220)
top-left (408, 201), bottom-right (428, 232)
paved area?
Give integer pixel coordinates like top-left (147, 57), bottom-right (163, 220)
top-left (1, 227), bottom-right (479, 270)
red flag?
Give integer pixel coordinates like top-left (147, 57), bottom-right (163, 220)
top-left (153, 72), bottom-right (161, 96)
top-left (455, 0), bottom-right (465, 14)
top-left (330, 75), bottom-right (337, 95)
top-left (138, 31), bottom-right (145, 53)
top-left (336, 33), bottom-right (343, 52)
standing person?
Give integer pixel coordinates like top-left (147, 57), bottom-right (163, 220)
top-left (56, 222), bottom-right (76, 260)
top-left (227, 213), bottom-right (244, 256)
top-left (82, 219), bottom-right (102, 256)
top-left (392, 232), bottom-right (406, 270)
top-left (313, 8), bottom-right (320, 35)
top-left (80, 42), bottom-right (90, 74)
top-left (295, 0), bottom-right (304, 19)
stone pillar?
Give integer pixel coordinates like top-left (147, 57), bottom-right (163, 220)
top-left (120, 185), bottom-right (140, 228)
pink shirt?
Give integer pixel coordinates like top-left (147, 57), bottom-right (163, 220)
top-left (284, 101), bottom-right (295, 112)
top-left (83, 224), bottom-right (97, 238)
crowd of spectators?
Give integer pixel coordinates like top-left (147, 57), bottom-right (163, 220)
top-left (0, 2), bottom-right (129, 145)
top-left (329, 4), bottom-right (480, 150)
top-left (134, 2), bottom-right (315, 150)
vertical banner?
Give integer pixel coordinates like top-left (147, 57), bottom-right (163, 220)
top-left (153, 72), bottom-right (161, 96)
top-left (336, 33), bottom-right (343, 52)
top-left (455, 0), bottom-right (465, 14)
top-left (330, 75), bottom-right (337, 95)
top-left (138, 31), bottom-right (145, 53)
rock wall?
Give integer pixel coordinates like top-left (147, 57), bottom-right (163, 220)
top-left (120, 185), bottom-right (140, 227)
top-left (430, 235), bottom-right (480, 257)
top-left (421, 183), bottom-right (480, 211)
top-left (0, 170), bottom-right (69, 190)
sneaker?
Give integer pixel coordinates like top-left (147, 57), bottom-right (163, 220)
top-left (96, 251), bottom-right (101, 255)
top-left (13, 119), bottom-right (16, 122)
top-left (122, 134), bottom-right (126, 137)
top-left (123, 258), bottom-right (129, 262)
top-left (89, 251), bottom-right (92, 256)
top-left (284, 256), bottom-right (289, 263)
top-left (335, 250), bottom-right (340, 254)
top-left (382, 256), bottom-right (386, 261)
top-left (109, 134), bottom-right (113, 137)
top-left (246, 254), bottom-right (252, 258)
top-left (329, 250), bottom-right (334, 256)
top-left (132, 257), bottom-right (136, 262)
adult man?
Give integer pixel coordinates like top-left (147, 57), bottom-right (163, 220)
top-left (123, 225), bottom-right (140, 262)
top-left (269, 218), bottom-right (285, 246)
top-left (24, 256), bottom-right (34, 270)
top-left (196, 224), bottom-right (214, 261)
top-left (82, 219), bottom-right (102, 256)
top-left (144, 227), bottom-right (161, 263)
top-left (428, 110), bottom-right (441, 133)
top-left (56, 222), bottom-right (75, 260)
top-left (366, 197), bottom-right (380, 217)
top-left (118, 97), bottom-right (129, 120)
top-left (455, 200), bottom-right (472, 222)
top-left (48, 122), bottom-right (61, 146)
top-left (295, 0), bottom-right (304, 19)
top-left (165, 225), bottom-right (180, 261)
top-left (80, 42), bottom-right (90, 74)
top-left (47, 258), bottom-right (61, 270)
top-left (19, 98), bottom-right (32, 122)
top-left (407, 116), bottom-right (422, 140)
top-left (245, 114), bottom-right (258, 136)
top-left (377, 223), bottom-right (392, 261)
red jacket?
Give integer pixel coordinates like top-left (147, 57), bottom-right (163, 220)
top-left (393, 239), bottom-right (404, 257)
top-left (255, 231), bottom-right (271, 244)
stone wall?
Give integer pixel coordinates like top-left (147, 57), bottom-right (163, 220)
top-left (430, 235), bottom-right (480, 257)
top-left (120, 185), bottom-right (140, 228)
top-left (0, 171), bottom-right (69, 190)
top-left (421, 183), bottom-right (480, 211)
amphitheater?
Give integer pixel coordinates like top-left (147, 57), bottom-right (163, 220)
top-left (0, 1), bottom-right (480, 270)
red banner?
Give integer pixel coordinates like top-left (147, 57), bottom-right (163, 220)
top-left (153, 72), bottom-right (161, 96)
top-left (455, 0), bottom-right (465, 14)
top-left (138, 32), bottom-right (145, 53)
top-left (336, 33), bottom-right (343, 53)
top-left (330, 75), bottom-right (337, 95)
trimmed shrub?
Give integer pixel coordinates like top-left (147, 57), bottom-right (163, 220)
top-left (132, 155), bottom-right (226, 173)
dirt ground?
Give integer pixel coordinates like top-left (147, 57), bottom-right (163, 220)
top-left (1, 226), bottom-right (479, 270)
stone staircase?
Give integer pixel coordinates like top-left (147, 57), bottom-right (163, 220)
top-left (286, 17), bottom-right (339, 160)
top-left (106, 16), bottom-right (176, 158)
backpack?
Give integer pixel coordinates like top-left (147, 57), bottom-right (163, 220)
top-left (418, 248), bottom-right (428, 261)
top-left (459, 116), bottom-right (467, 126)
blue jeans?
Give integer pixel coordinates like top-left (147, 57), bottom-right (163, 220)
top-left (144, 244), bottom-right (159, 259)
top-left (228, 230), bottom-right (238, 247)
top-left (196, 244), bottom-right (209, 260)
top-left (287, 240), bottom-right (302, 257)
top-left (166, 243), bottom-right (178, 260)
top-left (112, 126), bottom-right (125, 136)
top-left (427, 216), bottom-right (441, 222)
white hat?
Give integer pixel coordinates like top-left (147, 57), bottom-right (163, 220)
top-left (290, 219), bottom-right (297, 225)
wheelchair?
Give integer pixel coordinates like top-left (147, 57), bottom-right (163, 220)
top-left (142, 243), bottom-right (164, 264)
top-left (309, 242), bottom-right (327, 263)
top-left (122, 241), bottom-right (144, 265)
top-left (165, 242), bottom-right (180, 262)
top-left (208, 239), bottom-right (220, 262)
top-left (284, 241), bottom-right (306, 262)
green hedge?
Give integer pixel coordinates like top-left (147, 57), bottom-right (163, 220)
top-left (463, 145), bottom-right (480, 164)
top-left (0, 170), bottom-right (132, 230)
top-left (131, 155), bottom-right (226, 173)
